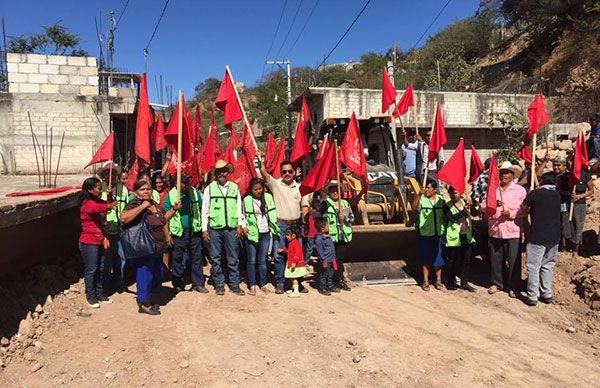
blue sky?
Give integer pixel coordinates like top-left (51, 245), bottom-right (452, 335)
top-left (3, 0), bottom-right (480, 101)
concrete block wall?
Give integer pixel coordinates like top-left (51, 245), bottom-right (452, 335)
top-left (6, 53), bottom-right (99, 96)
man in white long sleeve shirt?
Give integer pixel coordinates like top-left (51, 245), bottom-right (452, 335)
top-left (416, 128), bottom-right (445, 182)
top-left (201, 160), bottom-right (246, 296)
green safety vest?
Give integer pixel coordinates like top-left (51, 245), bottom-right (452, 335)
top-left (243, 193), bottom-right (280, 243)
top-left (444, 200), bottom-right (475, 247)
top-left (324, 197), bottom-right (353, 243)
top-left (418, 194), bottom-right (445, 237)
top-left (101, 182), bottom-right (128, 234)
top-left (208, 181), bottom-right (239, 229)
top-left (167, 187), bottom-right (202, 237)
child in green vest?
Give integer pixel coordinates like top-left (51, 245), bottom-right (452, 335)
top-left (443, 186), bottom-right (477, 292)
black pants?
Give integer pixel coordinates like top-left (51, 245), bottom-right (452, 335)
top-left (319, 262), bottom-right (334, 290)
top-left (445, 235), bottom-right (473, 286)
top-left (334, 241), bottom-right (347, 285)
top-left (171, 230), bottom-right (204, 288)
top-left (489, 237), bottom-right (520, 291)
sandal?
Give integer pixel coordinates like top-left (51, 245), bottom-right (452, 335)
top-left (248, 286), bottom-right (257, 296)
top-left (260, 286), bottom-right (271, 294)
top-left (422, 282), bottom-right (430, 291)
top-left (434, 282), bottom-right (444, 291)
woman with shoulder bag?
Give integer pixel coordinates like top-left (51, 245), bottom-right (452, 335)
top-left (120, 179), bottom-right (181, 315)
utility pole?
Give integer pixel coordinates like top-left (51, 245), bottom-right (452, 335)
top-left (266, 59), bottom-right (292, 156)
top-left (436, 60), bottom-right (441, 90)
top-left (386, 61), bottom-right (398, 145)
top-left (107, 11), bottom-right (115, 88)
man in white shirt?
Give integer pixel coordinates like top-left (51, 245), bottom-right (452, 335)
top-left (201, 160), bottom-right (246, 296)
top-left (416, 128), bottom-right (445, 183)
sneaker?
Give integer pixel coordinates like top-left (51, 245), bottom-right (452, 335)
top-left (87, 299), bottom-right (100, 309)
top-left (446, 283), bottom-right (458, 291)
top-left (524, 299), bottom-right (538, 307)
top-left (215, 286), bottom-right (225, 296)
top-left (248, 286), bottom-right (257, 296)
top-left (97, 295), bottom-right (113, 304)
top-left (330, 287), bottom-right (341, 293)
top-left (339, 283), bottom-right (351, 291)
top-left (138, 306), bottom-right (161, 315)
top-left (318, 289), bottom-right (331, 296)
top-left (275, 285), bottom-right (285, 295)
top-left (172, 286), bottom-right (184, 294)
top-left (461, 283), bottom-right (477, 293)
top-left (260, 286), bottom-right (271, 294)
top-left (230, 286), bottom-right (245, 296)
top-left (192, 285), bottom-right (209, 294)
top-left (539, 296), bottom-right (553, 304)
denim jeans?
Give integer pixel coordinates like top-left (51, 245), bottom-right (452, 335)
top-left (79, 242), bottom-right (105, 302)
top-left (526, 243), bottom-right (558, 301)
top-left (208, 228), bottom-right (240, 288)
top-left (149, 253), bottom-right (163, 293)
top-left (334, 241), bottom-right (347, 286)
top-left (130, 255), bottom-right (152, 303)
top-left (105, 234), bottom-right (125, 292)
top-left (171, 230), bottom-right (204, 289)
top-left (245, 232), bottom-right (271, 288)
top-left (273, 222), bottom-right (294, 287)
top-left (319, 262), bottom-right (334, 290)
top-left (592, 138), bottom-right (600, 160)
top-left (303, 236), bottom-right (315, 265)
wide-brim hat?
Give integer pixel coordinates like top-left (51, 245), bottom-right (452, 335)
top-left (324, 180), bottom-right (348, 192)
top-left (97, 161), bottom-right (121, 177)
top-left (499, 161), bottom-right (522, 176)
top-left (212, 159), bottom-right (234, 175)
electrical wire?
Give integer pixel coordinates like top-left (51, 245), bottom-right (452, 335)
top-left (411, 0), bottom-right (452, 50)
top-left (284, 0), bottom-right (320, 58)
top-left (313, 0), bottom-right (372, 73)
top-left (261, 0), bottom-right (288, 80)
top-left (114, 0), bottom-right (131, 32)
top-left (273, 0), bottom-right (304, 59)
top-left (145, 0), bottom-right (171, 51)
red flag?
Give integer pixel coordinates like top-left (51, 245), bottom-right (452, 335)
top-left (164, 96), bottom-right (194, 162)
top-left (317, 135), bottom-right (330, 161)
top-left (265, 132), bottom-right (277, 166)
top-left (134, 73), bottom-right (153, 165)
top-left (209, 107), bottom-right (217, 133)
top-left (125, 158), bottom-right (141, 191)
top-left (290, 113), bottom-right (311, 164)
top-left (524, 94), bottom-right (549, 143)
top-left (86, 132), bottom-right (114, 168)
top-left (228, 126), bottom-right (240, 149)
top-left (300, 141), bottom-right (339, 196)
top-left (428, 103), bottom-right (447, 163)
top-left (224, 140), bottom-right (237, 164)
top-left (153, 113), bottom-right (168, 152)
top-left (200, 125), bottom-right (221, 174)
top-left (241, 122), bottom-right (257, 165)
top-left (435, 138), bottom-right (466, 195)
top-left (269, 138), bottom-right (286, 178)
top-left (468, 144), bottom-right (485, 184)
top-left (229, 150), bottom-right (255, 195)
top-left (570, 130), bottom-right (588, 187)
top-left (484, 154), bottom-right (499, 218)
top-left (393, 83), bottom-right (414, 118)
top-left (301, 97), bottom-right (311, 125)
top-left (215, 68), bottom-right (243, 125)
top-left (192, 104), bottom-right (202, 146)
top-left (381, 67), bottom-right (397, 113)
top-left (516, 143), bottom-right (532, 164)
top-left (340, 112), bottom-right (367, 178)
top-left (182, 157), bottom-right (201, 188)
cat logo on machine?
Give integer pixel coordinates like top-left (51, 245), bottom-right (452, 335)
top-left (367, 171), bottom-right (398, 183)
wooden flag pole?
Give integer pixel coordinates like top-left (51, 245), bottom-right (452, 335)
top-left (334, 140), bottom-right (343, 217)
top-left (225, 65), bottom-right (258, 152)
top-left (319, 133), bottom-right (329, 159)
top-left (530, 133), bottom-right (537, 191)
top-left (413, 105), bottom-right (419, 136)
top-left (392, 101), bottom-right (406, 134)
top-left (421, 104), bottom-right (437, 188)
top-left (568, 129), bottom-right (583, 221)
top-left (176, 90), bottom-right (183, 201)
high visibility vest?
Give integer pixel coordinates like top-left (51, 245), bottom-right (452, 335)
top-left (167, 187), bottom-right (201, 237)
top-left (208, 181), bottom-right (239, 229)
top-left (243, 193), bottom-right (280, 243)
top-left (101, 182), bottom-right (128, 234)
top-left (324, 197), bottom-right (353, 243)
top-left (444, 200), bottom-right (475, 247)
top-left (418, 194), bottom-right (445, 237)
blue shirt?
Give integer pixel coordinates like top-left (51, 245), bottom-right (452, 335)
top-left (401, 144), bottom-right (417, 177)
top-left (315, 233), bottom-right (336, 263)
top-left (593, 123), bottom-right (600, 136)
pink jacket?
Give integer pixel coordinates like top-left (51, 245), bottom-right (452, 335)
top-left (486, 182), bottom-right (526, 239)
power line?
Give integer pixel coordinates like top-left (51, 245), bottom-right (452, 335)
top-left (411, 0), bottom-right (452, 50)
top-left (273, 0), bottom-right (304, 59)
top-left (145, 0), bottom-right (171, 51)
top-left (284, 0), bottom-right (320, 58)
top-left (114, 0), bottom-right (131, 32)
top-left (261, 0), bottom-right (288, 80)
top-left (313, 0), bottom-right (372, 73)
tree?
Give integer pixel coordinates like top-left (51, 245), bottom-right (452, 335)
top-left (8, 22), bottom-right (88, 56)
top-left (193, 77), bottom-right (221, 101)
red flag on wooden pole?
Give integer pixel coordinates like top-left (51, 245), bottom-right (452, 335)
top-left (428, 102), bottom-right (447, 163)
top-left (224, 141), bottom-right (236, 164)
top-left (468, 143), bottom-right (484, 184)
top-left (228, 126), bottom-right (240, 149)
top-left (300, 141), bottom-right (339, 196)
top-left (484, 154), bottom-right (499, 218)
top-left (153, 112), bottom-right (168, 152)
top-left (215, 68), bottom-right (243, 126)
top-left (269, 137), bottom-right (286, 178)
top-left (265, 132), bottom-right (277, 165)
top-left (317, 133), bottom-right (329, 161)
top-left (200, 124), bottom-right (221, 174)
top-left (435, 138), bottom-right (466, 194)
top-left (290, 113), bottom-right (311, 164)
top-left (134, 73), bottom-right (153, 165)
top-left (524, 94), bottom-right (549, 144)
top-left (393, 83), bottom-right (415, 118)
top-left (192, 104), bottom-right (202, 146)
top-left (86, 132), bottom-right (114, 168)
top-left (570, 129), bottom-right (588, 187)
top-left (516, 143), bottom-right (532, 164)
top-left (339, 112), bottom-right (367, 179)
top-left (381, 67), bottom-right (397, 113)
top-left (164, 93), bottom-right (194, 162)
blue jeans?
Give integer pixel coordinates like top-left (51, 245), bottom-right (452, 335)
top-left (79, 242), bottom-right (105, 302)
top-left (105, 234), bottom-right (125, 291)
top-left (208, 228), bottom-right (240, 288)
top-left (245, 233), bottom-right (271, 287)
top-left (273, 222), bottom-right (290, 287)
top-left (593, 138), bottom-right (600, 160)
top-left (303, 236), bottom-right (314, 265)
top-left (149, 253), bottom-right (163, 293)
top-left (319, 262), bottom-right (334, 290)
top-left (130, 255), bottom-right (152, 303)
top-left (171, 230), bottom-right (204, 289)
